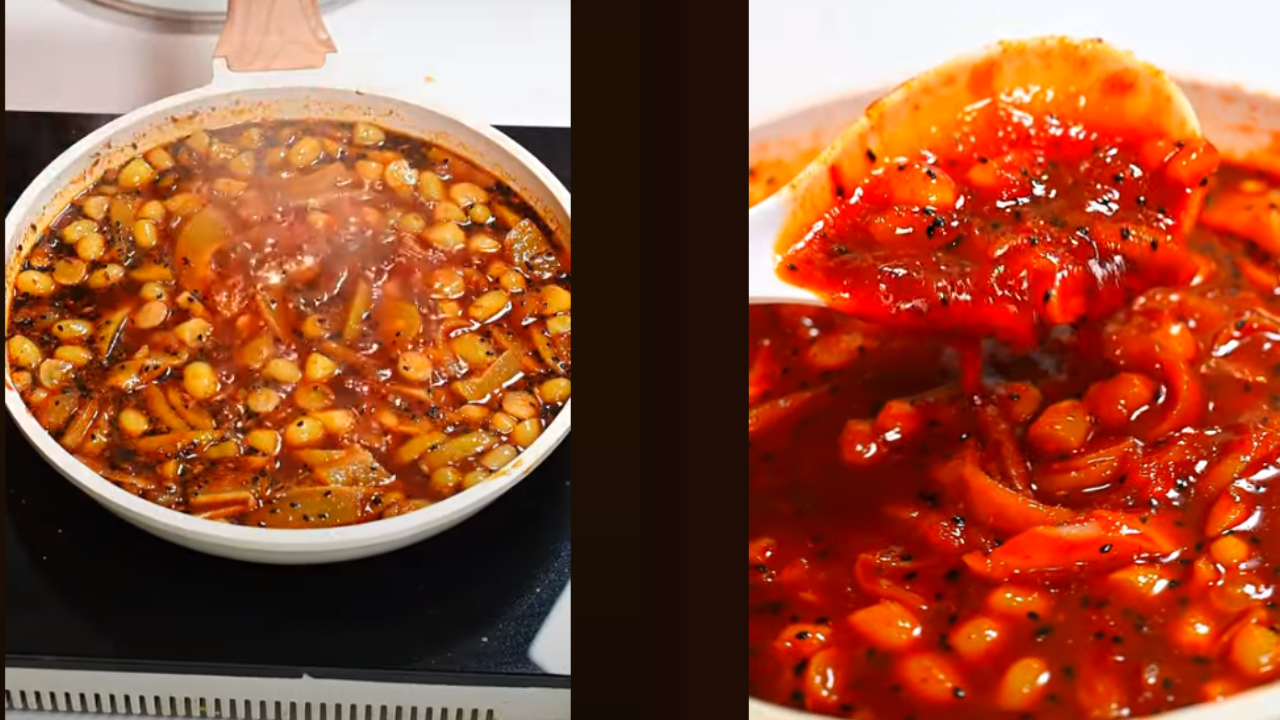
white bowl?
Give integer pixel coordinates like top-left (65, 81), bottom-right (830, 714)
top-left (747, 80), bottom-right (1280, 719)
top-left (4, 83), bottom-right (572, 565)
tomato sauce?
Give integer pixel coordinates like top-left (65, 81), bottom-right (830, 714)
top-left (749, 159), bottom-right (1279, 718)
top-left (776, 101), bottom-right (1219, 349)
top-left (6, 121), bottom-right (572, 529)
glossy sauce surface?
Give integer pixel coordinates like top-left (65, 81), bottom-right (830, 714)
top-left (749, 161), bottom-right (1279, 719)
top-left (777, 101), bottom-right (1218, 349)
top-left (7, 121), bottom-right (572, 529)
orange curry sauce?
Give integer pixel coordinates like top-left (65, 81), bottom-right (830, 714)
top-left (749, 146), bottom-right (1280, 716)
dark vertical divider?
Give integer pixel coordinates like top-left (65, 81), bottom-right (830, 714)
top-left (571, 0), bottom-right (742, 715)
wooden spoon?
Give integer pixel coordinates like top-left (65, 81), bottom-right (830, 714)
top-left (748, 36), bottom-right (1207, 310)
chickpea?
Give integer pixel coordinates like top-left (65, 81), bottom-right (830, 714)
top-left (1027, 399), bottom-right (1093, 456)
top-left (165, 193), bottom-right (206, 217)
top-left (352, 122), bottom-right (387, 147)
top-left (54, 345), bottom-right (94, 368)
top-left (429, 267), bottom-right (467, 300)
top-left (996, 657), bottom-right (1052, 712)
top-left (500, 270), bottom-right (528, 293)
top-left (502, 391), bottom-right (541, 421)
top-left (145, 147), bottom-right (177, 171)
top-left (384, 159), bottom-right (419, 198)
top-left (174, 318), bottom-right (214, 348)
top-left (418, 172), bottom-right (446, 201)
top-left (229, 151), bottom-right (256, 179)
top-left (305, 353), bottom-right (339, 382)
top-left (294, 383), bottom-right (335, 412)
top-left (245, 429), bottom-right (282, 457)
top-left (950, 615), bottom-right (1005, 663)
top-left (137, 200), bottom-right (167, 224)
top-left (118, 157), bottom-right (158, 190)
top-left (396, 212), bottom-right (427, 235)
top-left (302, 315), bottom-right (333, 340)
top-left (288, 137), bottom-right (324, 169)
top-left (450, 183), bottom-right (490, 208)
top-left (8, 336), bottom-right (44, 369)
top-left (9, 335), bottom-right (46, 368)
top-left (52, 319), bottom-right (95, 343)
top-left (11, 371), bottom-right (33, 393)
top-left (469, 290), bottom-right (512, 323)
top-left (205, 440), bottom-right (240, 460)
top-left (539, 378), bottom-right (572, 405)
top-left (176, 291), bottom-right (208, 316)
top-left (355, 160), bottom-right (385, 182)
top-left (987, 587), bottom-right (1054, 619)
top-left (886, 161), bottom-right (959, 208)
top-left (88, 264), bottom-right (126, 290)
top-left (464, 469), bottom-right (491, 490)
top-left (469, 203), bottom-right (493, 225)
top-left (53, 258), bottom-right (89, 286)
top-left (237, 128), bottom-right (266, 150)
top-left (16, 270), bottom-right (57, 297)
top-left (118, 408), bottom-right (151, 438)
top-left (133, 301), bottom-right (170, 330)
top-left (430, 467), bottom-right (464, 496)
top-left (540, 286), bottom-right (573, 315)
top-left (206, 139), bottom-right (238, 161)
top-left (76, 232), bottom-right (106, 262)
top-left (313, 409), bottom-right (356, 435)
top-left (39, 359), bottom-right (75, 389)
top-left (481, 444), bottom-right (519, 472)
top-left (134, 219), bottom-right (160, 250)
top-left (397, 351), bottom-right (434, 383)
top-left (184, 362), bottom-right (220, 401)
top-left (247, 388), bottom-right (283, 415)
top-left (1209, 535), bottom-right (1253, 567)
top-left (513, 418), bottom-right (544, 449)
top-left (425, 222), bottom-right (467, 251)
top-left (61, 219), bottom-right (99, 244)
top-left (434, 202), bottom-right (468, 224)
top-left (470, 235), bottom-right (502, 254)
top-left (264, 358), bottom-right (303, 384)
top-left (81, 196), bottom-right (110, 221)
top-left (491, 412), bottom-right (518, 435)
top-left (546, 316), bottom-right (572, 336)
top-left (1230, 624), bottom-right (1279, 680)
top-left (285, 416), bottom-right (326, 448)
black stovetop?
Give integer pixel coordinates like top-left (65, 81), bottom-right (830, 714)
top-left (3, 112), bottom-right (571, 688)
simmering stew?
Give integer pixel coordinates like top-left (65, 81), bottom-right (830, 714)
top-left (7, 121), bottom-right (571, 529)
top-left (750, 146), bottom-right (1279, 717)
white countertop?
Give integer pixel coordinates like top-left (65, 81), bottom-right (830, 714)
top-left (750, 0), bottom-right (1280, 126)
top-left (4, 0), bottom-right (571, 127)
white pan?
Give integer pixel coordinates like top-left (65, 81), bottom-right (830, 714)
top-left (747, 79), bottom-right (1279, 720)
top-left (3, 0), bottom-right (572, 565)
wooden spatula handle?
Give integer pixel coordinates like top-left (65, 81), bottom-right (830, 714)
top-left (215, 0), bottom-right (338, 72)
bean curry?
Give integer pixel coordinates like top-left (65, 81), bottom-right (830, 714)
top-left (7, 121), bottom-right (571, 529)
top-left (749, 115), bottom-right (1279, 716)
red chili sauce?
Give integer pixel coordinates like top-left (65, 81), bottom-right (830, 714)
top-left (749, 161), bottom-right (1280, 719)
top-left (777, 101), bottom-right (1220, 351)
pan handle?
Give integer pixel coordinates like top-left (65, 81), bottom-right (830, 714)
top-left (215, 0), bottom-right (338, 73)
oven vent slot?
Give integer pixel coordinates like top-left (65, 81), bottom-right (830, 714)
top-left (4, 690), bottom-right (497, 720)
